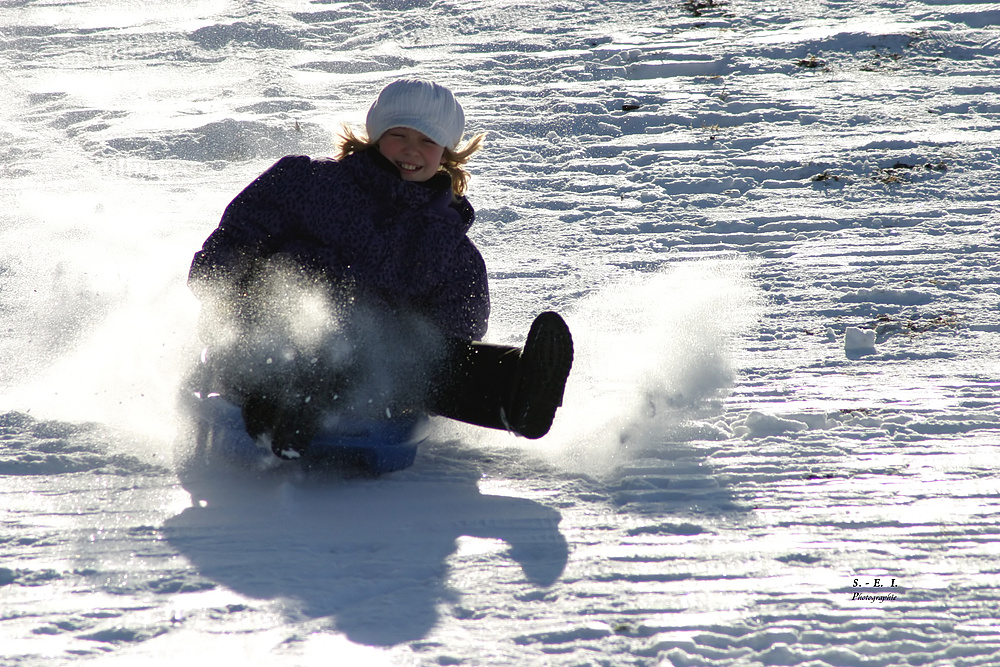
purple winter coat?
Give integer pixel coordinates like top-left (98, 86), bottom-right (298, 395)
top-left (188, 149), bottom-right (490, 341)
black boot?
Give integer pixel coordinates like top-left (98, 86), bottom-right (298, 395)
top-left (241, 390), bottom-right (319, 460)
top-left (506, 311), bottom-right (573, 439)
top-left (266, 386), bottom-right (325, 461)
top-left (241, 392), bottom-right (280, 440)
top-left (269, 423), bottom-right (315, 460)
top-left (423, 313), bottom-right (573, 438)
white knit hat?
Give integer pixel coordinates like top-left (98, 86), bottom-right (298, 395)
top-left (366, 79), bottom-right (465, 151)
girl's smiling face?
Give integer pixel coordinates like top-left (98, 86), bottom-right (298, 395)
top-left (376, 127), bottom-right (447, 182)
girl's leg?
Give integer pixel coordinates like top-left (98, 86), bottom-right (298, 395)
top-left (198, 340), bottom-right (330, 459)
top-left (430, 312), bottom-right (573, 439)
top-left (429, 340), bottom-right (520, 430)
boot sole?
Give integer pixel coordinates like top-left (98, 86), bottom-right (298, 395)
top-left (509, 312), bottom-right (574, 439)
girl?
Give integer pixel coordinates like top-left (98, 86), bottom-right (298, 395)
top-left (188, 79), bottom-right (573, 459)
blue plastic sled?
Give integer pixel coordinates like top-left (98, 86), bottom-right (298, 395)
top-left (184, 392), bottom-right (429, 475)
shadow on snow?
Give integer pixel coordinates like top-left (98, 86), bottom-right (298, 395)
top-left (164, 439), bottom-right (569, 647)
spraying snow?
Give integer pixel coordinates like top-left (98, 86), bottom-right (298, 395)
top-left (537, 256), bottom-right (764, 475)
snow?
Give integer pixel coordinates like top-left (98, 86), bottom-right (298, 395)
top-left (844, 327), bottom-right (877, 355)
top-left (2, 0), bottom-right (1000, 665)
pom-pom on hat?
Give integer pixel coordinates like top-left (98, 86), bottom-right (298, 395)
top-left (366, 79), bottom-right (465, 151)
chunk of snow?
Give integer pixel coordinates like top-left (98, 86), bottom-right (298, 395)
top-left (845, 327), bottom-right (877, 354)
top-left (839, 288), bottom-right (933, 305)
top-left (742, 411), bottom-right (809, 438)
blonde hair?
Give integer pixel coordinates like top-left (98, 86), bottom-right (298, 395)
top-left (335, 125), bottom-right (485, 197)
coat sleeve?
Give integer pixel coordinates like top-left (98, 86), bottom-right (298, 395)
top-left (187, 155), bottom-right (311, 304)
top-left (426, 237), bottom-right (490, 341)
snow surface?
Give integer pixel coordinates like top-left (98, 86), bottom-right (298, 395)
top-left (2, 0), bottom-right (1000, 665)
